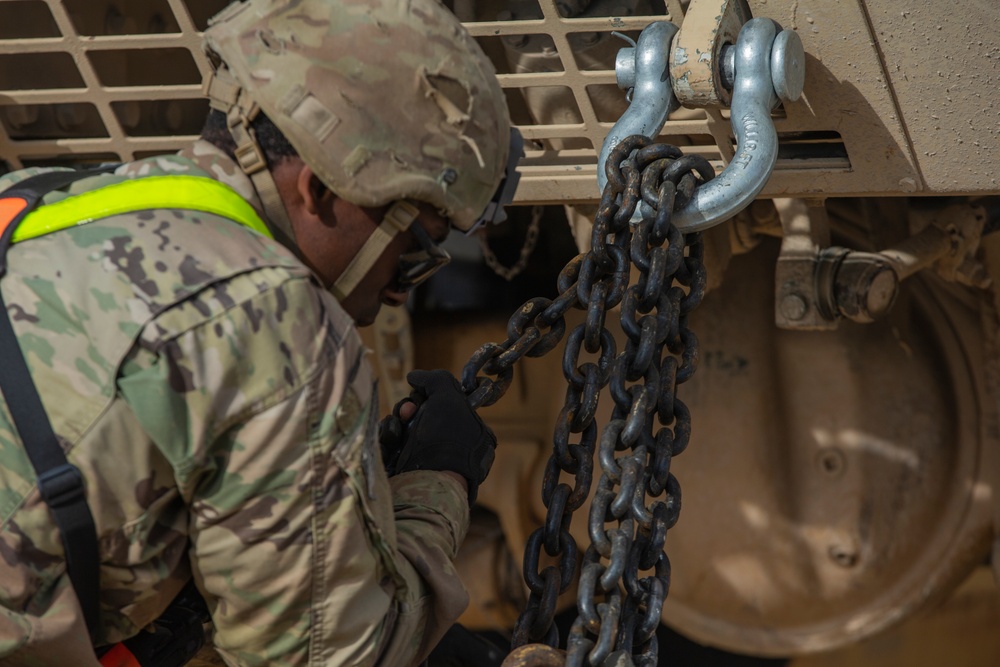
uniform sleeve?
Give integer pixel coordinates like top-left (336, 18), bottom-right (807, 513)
top-left (116, 271), bottom-right (470, 666)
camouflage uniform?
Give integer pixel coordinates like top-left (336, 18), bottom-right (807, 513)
top-left (0, 140), bottom-right (470, 666)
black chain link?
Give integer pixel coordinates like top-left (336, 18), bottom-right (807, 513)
top-left (461, 134), bottom-right (710, 666)
top-left (480, 205), bottom-right (544, 281)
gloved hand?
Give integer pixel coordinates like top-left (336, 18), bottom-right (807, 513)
top-left (378, 396), bottom-right (414, 475)
top-left (379, 369), bottom-right (497, 505)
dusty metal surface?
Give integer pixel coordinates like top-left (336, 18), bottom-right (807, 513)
top-left (661, 233), bottom-right (995, 655)
top-left (790, 567), bottom-right (1000, 667)
top-left (861, 0), bottom-right (999, 194)
top-left (893, 202), bottom-right (991, 288)
top-left (773, 198), bottom-right (839, 330)
top-left (669, 0), bottom-right (752, 108)
top-left (3, 1), bottom-right (998, 203)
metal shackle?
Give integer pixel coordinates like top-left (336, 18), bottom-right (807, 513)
top-left (598, 17), bottom-right (806, 232)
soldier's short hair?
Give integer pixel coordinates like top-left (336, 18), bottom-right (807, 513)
top-left (200, 109), bottom-right (299, 166)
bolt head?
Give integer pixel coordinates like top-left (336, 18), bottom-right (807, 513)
top-left (771, 29), bottom-right (806, 102)
top-left (828, 544), bottom-right (859, 568)
top-left (816, 447), bottom-right (846, 477)
top-left (780, 293), bottom-right (809, 321)
top-left (865, 267), bottom-right (899, 318)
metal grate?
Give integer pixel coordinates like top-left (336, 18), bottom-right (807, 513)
top-left (0, 0), bottom-right (861, 202)
top-left (0, 0), bottom-right (221, 169)
top-left (462, 0), bottom-right (739, 203)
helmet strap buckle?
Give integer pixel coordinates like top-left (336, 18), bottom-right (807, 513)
top-left (203, 66), bottom-right (243, 112)
top-left (218, 94), bottom-right (299, 251)
top-left (383, 200), bottom-right (420, 234)
top-left (233, 136), bottom-right (267, 176)
top-left (226, 102), bottom-right (267, 175)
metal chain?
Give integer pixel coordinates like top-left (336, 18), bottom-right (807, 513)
top-left (461, 134), bottom-right (711, 666)
top-left (479, 205), bottom-right (544, 281)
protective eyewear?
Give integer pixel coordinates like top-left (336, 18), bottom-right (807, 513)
top-left (395, 216), bottom-right (451, 291)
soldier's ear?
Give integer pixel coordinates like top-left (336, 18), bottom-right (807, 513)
top-left (297, 164), bottom-right (333, 218)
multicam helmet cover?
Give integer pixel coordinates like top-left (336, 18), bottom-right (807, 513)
top-left (203, 0), bottom-right (512, 232)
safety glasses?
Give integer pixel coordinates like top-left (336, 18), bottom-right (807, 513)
top-left (395, 218), bottom-right (451, 291)
top-left (386, 127), bottom-right (525, 290)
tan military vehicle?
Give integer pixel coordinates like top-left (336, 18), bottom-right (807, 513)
top-left (2, 1), bottom-right (998, 665)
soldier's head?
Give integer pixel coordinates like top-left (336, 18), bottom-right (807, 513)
top-left (201, 0), bottom-right (518, 325)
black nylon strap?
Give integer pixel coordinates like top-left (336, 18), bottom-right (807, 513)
top-left (0, 168), bottom-right (108, 644)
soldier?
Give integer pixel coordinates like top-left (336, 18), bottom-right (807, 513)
top-left (0, 0), bottom-right (515, 665)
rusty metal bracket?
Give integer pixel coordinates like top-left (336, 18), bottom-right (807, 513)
top-left (775, 199), bottom-right (990, 331)
top-left (775, 198), bottom-right (899, 330)
top-left (883, 202), bottom-right (991, 289)
top-left (670, 0), bottom-right (752, 108)
top-left (775, 198), bottom-right (840, 331)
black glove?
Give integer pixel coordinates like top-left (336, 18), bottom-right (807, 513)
top-left (378, 395), bottom-right (418, 476)
top-left (387, 369), bottom-right (497, 505)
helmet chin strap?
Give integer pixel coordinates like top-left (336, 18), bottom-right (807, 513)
top-left (205, 67), bottom-right (420, 306)
top-left (204, 67), bottom-right (299, 251)
top-left (330, 201), bottom-right (420, 302)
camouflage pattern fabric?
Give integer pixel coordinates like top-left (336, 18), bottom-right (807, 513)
top-left (0, 140), bottom-right (470, 666)
top-left (204, 0), bottom-right (511, 232)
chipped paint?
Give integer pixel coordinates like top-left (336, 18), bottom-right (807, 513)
top-left (670, 0), bottom-right (752, 107)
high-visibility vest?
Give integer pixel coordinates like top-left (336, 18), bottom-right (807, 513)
top-left (0, 173), bottom-right (273, 244)
top-left (0, 168), bottom-right (274, 657)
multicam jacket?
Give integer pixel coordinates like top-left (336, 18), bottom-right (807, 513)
top-left (0, 141), bottom-right (470, 666)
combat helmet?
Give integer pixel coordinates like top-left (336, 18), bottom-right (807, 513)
top-left (202, 0), bottom-right (519, 299)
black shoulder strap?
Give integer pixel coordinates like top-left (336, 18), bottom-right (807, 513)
top-left (0, 168), bottom-right (114, 644)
